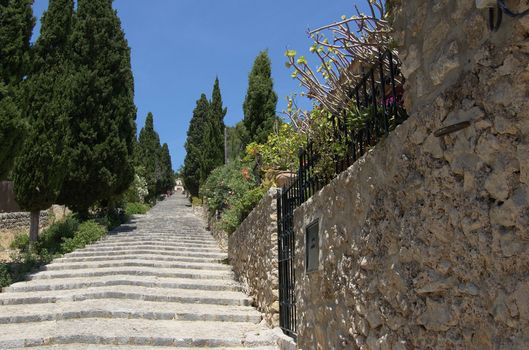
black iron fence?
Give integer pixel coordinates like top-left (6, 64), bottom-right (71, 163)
top-left (277, 49), bottom-right (407, 338)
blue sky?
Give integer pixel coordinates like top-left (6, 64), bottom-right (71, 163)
top-left (32, 0), bottom-right (365, 170)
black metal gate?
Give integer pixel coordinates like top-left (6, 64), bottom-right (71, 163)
top-left (277, 184), bottom-right (296, 338)
top-left (276, 49), bottom-right (406, 339)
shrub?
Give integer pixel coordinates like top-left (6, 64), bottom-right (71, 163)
top-left (125, 202), bottom-right (149, 216)
top-left (219, 186), bottom-right (266, 234)
top-left (61, 220), bottom-right (106, 253)
top-left (37, 216), bottom-right (80, 256)
top-left (200, 160), bottom-right (259, 216)
top-left (0, 263), bottom-right (12, 288)
top-left (10, 232), bottom-right (30, 252)
top-left (10, 216), bottom-right (80, 256)
top-left (191, 196), bottom-right (203, 206)
top-left (245, 123), bottom-right (305, 173)
top-left (94, 207), bottom-right (127, 230)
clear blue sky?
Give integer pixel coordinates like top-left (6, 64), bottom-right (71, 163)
top-left (31, 0), bottom-right (366, 170)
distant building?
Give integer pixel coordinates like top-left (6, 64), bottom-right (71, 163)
top-left (174, 178), bottom-right (184, 192)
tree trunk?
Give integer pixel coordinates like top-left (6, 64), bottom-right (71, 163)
top-left (29, 211), bottom-right (40, 242)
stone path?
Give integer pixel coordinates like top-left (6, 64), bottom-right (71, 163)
top-left (0, 194), bottom-right (280, 349)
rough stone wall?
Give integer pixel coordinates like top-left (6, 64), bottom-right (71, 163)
top-left (229, 189), bottom-right (279, 326)
top-left (0, 211), bottom-right (49, 231)
top-left (193, 204), bottom-right (229, 252)
top-left (293, 1), bottom-right (529, 349)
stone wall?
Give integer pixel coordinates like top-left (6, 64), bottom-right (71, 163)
top-left (293, 1), bottom-right (529, 349)
top-left (229, 189), bottom-right (279, 326)
top-left (0, 211), bottom-right (49, 231)
top-left (193, 204), bottom-right (229, 252)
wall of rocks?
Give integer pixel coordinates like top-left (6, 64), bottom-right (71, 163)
top-left (293, 1), bottom-right (529, 349)
top-left (228, 189), bottom-right (279, 326)
top-left (0, 211), bottom-right (49, 231)
top-left (193, 204), bottom-right (229, 252)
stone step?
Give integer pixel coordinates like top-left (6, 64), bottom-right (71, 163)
top-left (95, 238), bottom-right (218, 247)
top-left (107, 230), bottom-right (214, 238)
top-left (9, 346), bottom-right (278, 350)
top-left (3, 275), bottom-right (243, 293)
top-left (27, 266), bottom-right (234, 281)
top-left (0, 319), bottom-right (276, 348)
top-left (64, 249), bottom-right (227, 260)
top-left (0, 285), bottom-right (252, 306)
top-left (0, 299), bottom-right (262, 324)
top-left (52, 254), bottom-right (223, 265)
top-left (44, 260), bottom-right (232, 272)
top-left (79, 245), bottom-right (223, 254)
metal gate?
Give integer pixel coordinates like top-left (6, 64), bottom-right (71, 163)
top-left (276, 49), bottom-right (406, 339)
top-left (277, 184), bottom-right (298, 339)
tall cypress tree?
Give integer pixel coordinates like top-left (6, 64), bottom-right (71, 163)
top-left (137, 112), bottom-right (162, 202)
top-left (159, 143), bottom-right (174, 193)
top-left (13, 0), bottom-right (73, 241)
top-left (0, 0), bottom-right (34, 179)
top-left (201, 78), bottom-right (226, 180)
top-left (242, 51), bottom-right (278, 145)
top-left (183, 94), bottom-right (209, 197)
top-left (58, 0), bottom-right (136, 214)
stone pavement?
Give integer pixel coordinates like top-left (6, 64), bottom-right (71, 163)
top-left (0, 194), bottom-right (280, 349)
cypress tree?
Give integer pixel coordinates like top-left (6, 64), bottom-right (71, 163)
top-left (13, 0), bottom-right (74, 241)
top-left (201, 78), bottom-right (226, 181)
top-left (183, 94), bottom-right (209, 197)
top-left (0, 0), bottom-right (34, 179)
top-left (160, 143), bottom-right (174, 193)
top-left (242, 51), bottom-right (278, 145)
top-left (137, 112), bottom-right (162, 202)
top-left (58, 0), bottom-right (137, 214)
top-left (208, 77), bottom-right (226, 165)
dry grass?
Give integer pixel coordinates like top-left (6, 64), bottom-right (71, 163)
top-left (0, 228), bottom-right (26, 262)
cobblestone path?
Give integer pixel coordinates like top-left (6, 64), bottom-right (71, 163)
top-left (0, 194), bottom-right (279, 349)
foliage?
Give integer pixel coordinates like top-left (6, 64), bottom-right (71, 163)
top-left (0, 263), bottom-right (12, 288)
top-left (0, 0), bottom-right (34, 179)
top-left (137, 113), bottom-right (163, 202)
top-left (200, 160), bottom-right (259, 216)
top-left (242, 51), bottom-right (279, 145)
top-left (159, 143), bottom-right (174, 194)
top-left (183, 78), bottom-right (228, 197)
top-left (11, 216), bottom-right (80, 256)
top-left (245, 122), bottom-right (306, 174)
top-left (218, 186), bottom-right (266, 234)
top-left (183, 94), bottom-right (209, 197)
top-left (13, 0), bottom-right (74, 216)
top-left (285, 0), bottom-right (394, 115)
top-left (57, 0), bottom-right (137, 214)
top-left (125, 202), bottom-right (149, 216)
top-left (123, 168), bottom-right (149, 204)
top-left (226, 121), bottom-right (247, 161)
top-left (201, 78), bottom-right (226, 177)
top-left (60, 220), bottom-right (106, 253)
top-left (191, 196), bottom-right (203, 206)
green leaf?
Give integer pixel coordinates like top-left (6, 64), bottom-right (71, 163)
top-left (297, 56), bottom-right (307, 65)
top-left (285, 50), bottom-right (297, 58)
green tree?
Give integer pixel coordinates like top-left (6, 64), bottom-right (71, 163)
top-left (183, 94), bottom-right (209, 197)
top-left (159, 143), bottom-right (174, 193)
top-left (226, 121), bottom-right (247, 162)
top-left (0, 0), bottom-right (34, 179)
top-left (242, 51), bottom-right (278, 145)
top-left (13, 0), bottom-right (74, 242)
top-left (58, 0), bottom-right (137, 215)
top-left (201, 78), bottom-right (226, 182)
top-left (137, 112), bottom-right (162, 202)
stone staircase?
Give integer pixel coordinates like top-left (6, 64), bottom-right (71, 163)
top-left (0, 195), bottom-right (280, 349)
